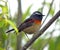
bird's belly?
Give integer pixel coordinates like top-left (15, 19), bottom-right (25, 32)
top-left (23, 24), bottom-right (40, 34)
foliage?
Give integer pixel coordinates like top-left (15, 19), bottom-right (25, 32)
top-left (22, 5), bottom-right (32, 21)
top-left (0, 0), bottom-right (60, 50)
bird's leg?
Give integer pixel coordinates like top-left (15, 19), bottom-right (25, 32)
top-left (24, 33), bottom-right (30, 40)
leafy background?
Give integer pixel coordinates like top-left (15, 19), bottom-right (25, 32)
top-left (0, 0), bottom-right (60, 50)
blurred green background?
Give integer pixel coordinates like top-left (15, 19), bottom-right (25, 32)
top-left (0, 0), bottom-right (60, 50)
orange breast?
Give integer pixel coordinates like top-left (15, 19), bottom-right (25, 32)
top-left (34, 20), bottom-right (41, 24)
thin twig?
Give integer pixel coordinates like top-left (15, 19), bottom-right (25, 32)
top-left (41, 0), bottom-right (45, 13)
top-left (21, 10), bottom-right (60, 50)
top-left (42, 0), bottom-right (54, 26)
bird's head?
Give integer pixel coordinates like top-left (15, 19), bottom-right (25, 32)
top-left (30, 11), bottom-right (45, 20)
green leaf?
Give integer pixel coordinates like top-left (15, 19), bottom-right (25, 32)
top-left (0, 20), bottom-right (5, 28)
top-left (50, 8), bottom-right (55, 16)
top-left (2, 33), bottom-right (7, 40)
top-left (5, 19), bottom-right (18, 33)
top-left (32, 38), bottom-right (48, 50)
top-left (22, 5), bottom-right (32, 21)
top-left (10, 33), bottom-right (16, 47)
top-left (2, 6), bottom-right (8, 14)
top-left (0, 5), bottom-right (4, 7)
top-left (0, 5), bottom-right (8, 14)
top-left (0, 17), bottom-right (8, 28)
top-left (32, 38), bottom-right (43, 50)
top-left (0, 17), bottom-right (5, 28)
top-left (0, 47), bottom-right (3, 50)
top-left (54, 36), bottom-right (60, 50)
top-left (45, 2), bottom-right (50, 7)
top-left (49, 38), bottom-right (55, 50)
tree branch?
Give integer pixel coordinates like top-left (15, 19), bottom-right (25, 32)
top-left (21, 10), bottom-right (60, 50)
top-left (16, 0), bottom-right (22, 50)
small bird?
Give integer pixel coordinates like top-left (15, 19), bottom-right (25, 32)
top-left (6, 11), bottom-right (44, 34)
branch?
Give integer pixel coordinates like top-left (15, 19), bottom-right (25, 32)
top-left (16, 0), bottom-right (22, 50)
top-left (46, 0), bottom-right (54, 17)
top-left (21, 10), bottom-right (60, 50)
top-left (41, 0), bottom-right (45, 13)
top-left (42, 0), bottom-right (54, 25)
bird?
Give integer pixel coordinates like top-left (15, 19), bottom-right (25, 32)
top-left (6, 11), bottom-right (45, 34)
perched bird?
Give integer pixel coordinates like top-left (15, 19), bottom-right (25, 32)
top-left (6, 11), bottom-right (44, 34)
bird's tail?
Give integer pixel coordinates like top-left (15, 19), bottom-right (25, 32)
top-left (6, 29), bottom-right (14, 33)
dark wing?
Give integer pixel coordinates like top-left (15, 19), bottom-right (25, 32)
top-left (6, 18), bottom-right (34, 33)
top-left (18, 18), bottom-right (34, 32)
